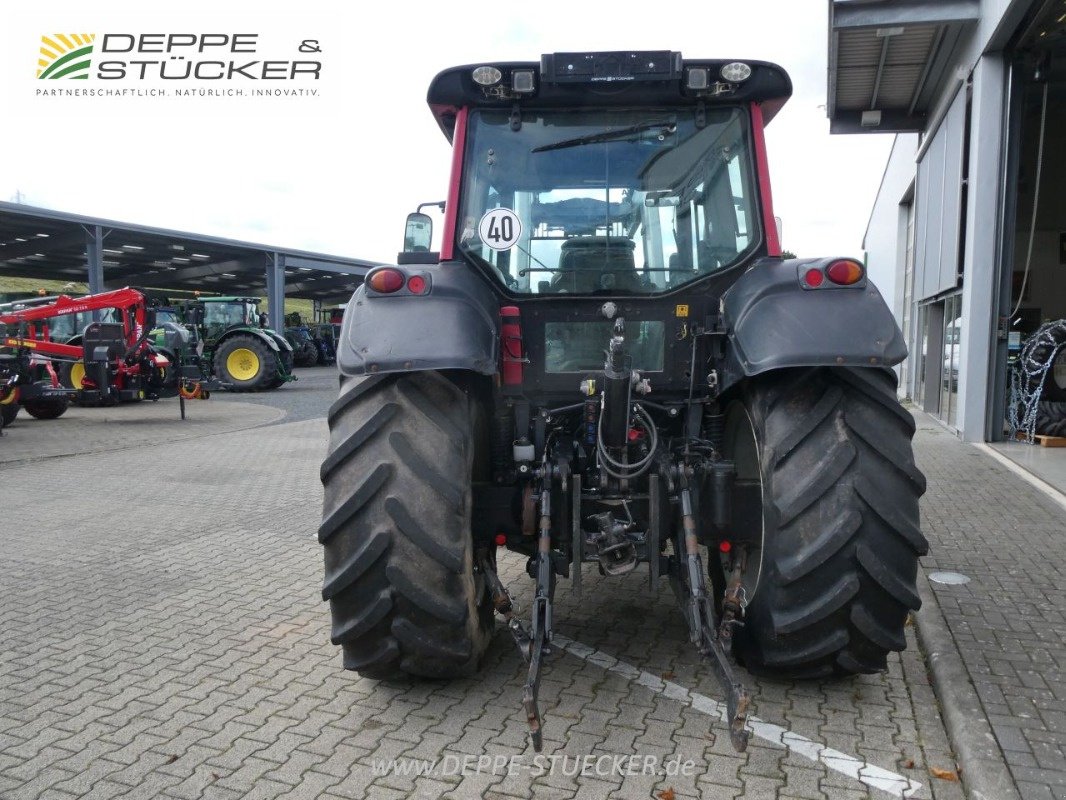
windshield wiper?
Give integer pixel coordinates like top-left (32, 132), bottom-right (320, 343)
top-left (531, 121), bottom-right (676, 153)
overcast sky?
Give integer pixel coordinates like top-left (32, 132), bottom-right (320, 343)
top-left (0, 0), bottom-right (894, 265)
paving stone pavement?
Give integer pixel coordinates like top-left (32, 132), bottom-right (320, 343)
top-left (0, 407), bottom-right (968, 800)
top-left (0, 400), bottom-right (282, 464)
top-left (913, 413), bottom-right (1066, 800)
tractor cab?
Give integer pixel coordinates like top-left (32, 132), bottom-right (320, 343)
top-left (421, 53), bottom-right (791, 298)
top-left (201, 297), bottom-right (260, 338)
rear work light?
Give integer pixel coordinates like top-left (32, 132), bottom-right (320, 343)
top-left (720, 62), bottom-right (752, 82)
top-left (825, 259), bottom-right (865, 285)
top-left (472, 66), bottom-right (502, 86)
top-left (511, 69), bottom-right (536, 94)
top-left (367, 268), bottom-right (405, 293)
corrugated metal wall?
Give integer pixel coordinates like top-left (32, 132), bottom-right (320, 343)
top-left (914, 89), bottom-right (968, 299)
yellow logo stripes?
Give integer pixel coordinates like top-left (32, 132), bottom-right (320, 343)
top-left (37, 34), bottom-right (96, 80)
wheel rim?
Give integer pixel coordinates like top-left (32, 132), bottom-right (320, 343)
top-left (724, 402), bottom-right (766, 602)
top-left (226, 348), bottom-right (260, 381)
top-left (69, 362), bottom-right (86, 389)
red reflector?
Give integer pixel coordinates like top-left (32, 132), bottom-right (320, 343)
top-left (719, 540), bottom-right (732, 553)
top-left (367, 268), bottom-right (405, 293)
top-left (804, 268), bottom-right (824, 288)
top-left (494, 533), bottom-right (507, 547)
top-left (826, 259), bottom-right (864, 285)
top-left (407, 275), bottom-right (427, 295)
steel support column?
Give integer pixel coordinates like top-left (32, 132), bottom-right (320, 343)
top-left (265, 252), bottom-right (285, 330)
top-left (955, 56), bottom-right (1006, 442)
top-left (85, 225), bottom-right (106, 293)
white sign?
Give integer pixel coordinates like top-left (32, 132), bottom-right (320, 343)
top-left (478, 208), bottom-right (522, 251)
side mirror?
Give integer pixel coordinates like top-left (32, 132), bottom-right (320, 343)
top-left (186, 306), bottom-right (204, 326)
top-left (403, 212), bottom-right (433, 253)
top-left (258, 312), bottom-right (269, 328)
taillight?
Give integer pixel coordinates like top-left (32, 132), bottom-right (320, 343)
top-left (803, 268), bottom-right (824, 288)
top-left (367, 268), bottom-right (405, 293)
top-left (407, 275), bottom-right (428, 295)
top-left (826, 259), bottom-right (864, 285)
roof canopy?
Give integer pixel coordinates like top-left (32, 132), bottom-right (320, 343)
top-left (0, 202), bottom-right (379, 304)
top-left (827, 0), bottom-right (979, 133)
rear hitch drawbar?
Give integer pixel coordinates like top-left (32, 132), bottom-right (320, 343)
top-left (483, 469), bottom-right (751, 754)
top-left (676, 476), bottom-right (751, 752)
top-left (480, 476), bottom-right (556, 752)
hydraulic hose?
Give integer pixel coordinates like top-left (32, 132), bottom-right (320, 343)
top-left (596, 402), bottom-right (658, 479)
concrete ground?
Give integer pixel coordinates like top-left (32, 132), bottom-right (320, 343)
top-left (0, 367), bottom-right (1038, 799)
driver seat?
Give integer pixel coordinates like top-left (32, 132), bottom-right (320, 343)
top-left (550, 238), bottom-right (641, 293)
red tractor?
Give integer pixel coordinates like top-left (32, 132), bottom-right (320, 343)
top-left (0, 287), bottom-right (204, 424)
top-left (319, 52), bottom-right (926, 752)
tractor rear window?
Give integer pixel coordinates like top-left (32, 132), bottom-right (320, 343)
top-left (458, 107), bottom-right (759, 295)
top-left (545, 320), bottom-right (665, 372)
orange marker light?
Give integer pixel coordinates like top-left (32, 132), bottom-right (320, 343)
top-left (367, 268), bottom-right (406, 293)
top-left (826, 259), bottom-right (864, 285)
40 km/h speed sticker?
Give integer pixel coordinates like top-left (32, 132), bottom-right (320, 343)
top-left (478, 208), bottom-right (522, 252)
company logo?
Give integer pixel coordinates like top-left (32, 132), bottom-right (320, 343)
top-left (37, 34), bottom-right (96, 80)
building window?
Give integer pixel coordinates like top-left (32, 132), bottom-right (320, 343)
top-left (940, 293), bottom-right (962, 428)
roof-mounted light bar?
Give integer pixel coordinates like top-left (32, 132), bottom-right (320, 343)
top-left (471, 65), bottom-right (537, 96)
top-left (540, 51), bottom-right (682, 84)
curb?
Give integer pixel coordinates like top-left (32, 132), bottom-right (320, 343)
top-left (913, 568), bottom-right (1021, 800)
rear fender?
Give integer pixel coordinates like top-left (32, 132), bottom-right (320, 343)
top-left (720, 257), bottom-right (906, 392)
top-left (337, 262), bottom-right (499, 377)
top-left (262, 330), bottom-right (293, 353)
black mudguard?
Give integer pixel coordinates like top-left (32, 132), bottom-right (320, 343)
top-left (336, 262), bottom-right (500, 377)
top-left (720, 257), bottom-right (907, 392)
top-left (263, 330), bottom-right (293, 353)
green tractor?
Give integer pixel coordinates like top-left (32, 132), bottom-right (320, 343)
top-left (158, 297), bottom-right (295, 392)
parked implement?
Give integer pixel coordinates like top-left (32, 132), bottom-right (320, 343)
top-left (0, 287), bottom-right (209, 417)
top-left (319, 52), bottom-right (927, 752)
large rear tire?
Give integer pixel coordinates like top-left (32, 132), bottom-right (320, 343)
top-left (319, 370), bottom-right (494, 679)
top-left (293, 340), bottom-right (319, 368)
top-left (214, 334), bottom-right (275, 392)
top-left (59, 361), bottom-right (88, 390)
top-left (1, 392), bottom-right (19, 427)
top-left (729, 367), bottom-right (928, 678)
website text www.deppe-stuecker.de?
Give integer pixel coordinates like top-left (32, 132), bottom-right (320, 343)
top-left (371, 754), bottom-right (698, 778)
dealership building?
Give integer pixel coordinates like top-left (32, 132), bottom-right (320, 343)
top-left (828, 0), bottom-right (1066, 450)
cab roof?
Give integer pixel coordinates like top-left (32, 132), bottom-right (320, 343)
top-left (427, 52), bottom-right (792, 141)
